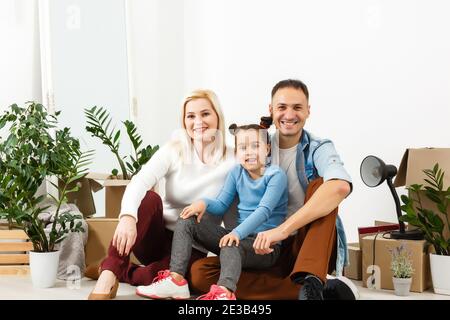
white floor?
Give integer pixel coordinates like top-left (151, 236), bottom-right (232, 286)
top-left (0, 276), bottom-right (449, 300)
top-left (351, 280), bottom-right (450, 300)
top-left (0, 276), bottom-right (144, 300)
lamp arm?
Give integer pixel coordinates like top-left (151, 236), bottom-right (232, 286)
top-left (386, 177), bottom-right (406, 233)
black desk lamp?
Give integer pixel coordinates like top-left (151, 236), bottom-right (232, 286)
top-left (360, 155), bottom-right (424, 240)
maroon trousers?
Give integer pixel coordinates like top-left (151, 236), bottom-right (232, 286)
top-left (100, 191), bottom-right (206, 286)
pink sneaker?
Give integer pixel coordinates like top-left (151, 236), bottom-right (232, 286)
top-left (136, 270), bottom-right (190, 299)
top-left (197, 284), bottom-right (236, 300)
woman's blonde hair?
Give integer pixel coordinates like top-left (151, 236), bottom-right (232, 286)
top-left (170, 89), bottom-right (227, 165)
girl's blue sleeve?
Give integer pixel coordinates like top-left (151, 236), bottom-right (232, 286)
top-left (233, 169), bottom-right (287, 240)
top-left (202, 167), bottom-right (238, 216)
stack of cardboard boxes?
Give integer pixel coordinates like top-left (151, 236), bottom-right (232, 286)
top-left (361, 234), bottom-right (431, 292)
top-left (345, 225), bottom-right (432, 293)
top-left (344, 148), bottom-right (450, 294)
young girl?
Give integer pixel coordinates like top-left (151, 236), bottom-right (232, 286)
top-left (136, 123), bottom-right (288, 300)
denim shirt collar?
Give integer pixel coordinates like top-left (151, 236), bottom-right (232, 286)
top-left (299, 130), bottom-right (309, 150)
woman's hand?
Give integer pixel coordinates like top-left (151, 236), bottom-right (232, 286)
top-left (253, 227), bottom-right (288, 255)
top-left (112, 215), bottom-right (137, 256)
top-left (219, 232), bottom-right (240, 248)
top-left (180, 200), bottom-right (206, 223)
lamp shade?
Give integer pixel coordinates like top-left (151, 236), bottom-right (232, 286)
top-left (359, 155), bottom-right (424, 240)
top-left (360, 155), bottom-right (397, 188)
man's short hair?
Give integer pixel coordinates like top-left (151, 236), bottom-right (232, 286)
top-left (271, 79), bottom-right (309, 101)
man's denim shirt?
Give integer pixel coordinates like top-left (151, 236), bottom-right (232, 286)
top-left (270, 129), bottom-right (352, 276)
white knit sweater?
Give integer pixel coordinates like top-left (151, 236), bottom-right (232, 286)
top-left (119, 144), bottom-right (236, 231)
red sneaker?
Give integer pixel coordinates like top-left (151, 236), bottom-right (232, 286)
top-left (196, 284), bottom-right (236, 300)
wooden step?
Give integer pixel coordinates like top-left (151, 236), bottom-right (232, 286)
top-left (0, 230), bottom-right (28, 240)
top-left (0, 242), bottom-right (33, 251)
top-left (0, 254), bottom-right (30, 264)
top-left (0, 265), bottom-right (30, 275)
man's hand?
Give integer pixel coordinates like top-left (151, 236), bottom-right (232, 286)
top-left (180, 200), bottom-right (206, 223)
top-left (219, 232), bottom-right (240, 248)
top-left (113, 215), bottom-right (137, 256)
top-left (253, 227), bottom-right (288, 255)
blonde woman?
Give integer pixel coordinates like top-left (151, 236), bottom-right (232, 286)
top-left (88, 90), bottom-right (235, 300)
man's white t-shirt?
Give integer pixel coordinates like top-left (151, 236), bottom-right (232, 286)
top-left (271, 134), bottom-right (305, 219)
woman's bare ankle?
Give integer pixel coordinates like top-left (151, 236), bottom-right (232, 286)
top-left (93, 270), bottom-right (117, 293)
top-left (99, 270), bottom-right (116, 279)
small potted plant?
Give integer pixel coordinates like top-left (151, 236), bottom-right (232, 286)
top-left (390, 243), bottom-right (414, 296)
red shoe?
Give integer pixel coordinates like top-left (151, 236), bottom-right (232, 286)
top-left (197, 284), bottom-right (236, 300)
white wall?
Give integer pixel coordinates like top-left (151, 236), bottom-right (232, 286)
top-left (3, 0), bottom-right (450, 242)
top-left (0, 0), bottom-right (41, 110)
top-left (134, 0), bottom-right (450, 241)
top-left (127, 0), bottom-right (185, 147)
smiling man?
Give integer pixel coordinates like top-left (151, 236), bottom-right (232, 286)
top-left (253, 79), bottom-right (355, 300)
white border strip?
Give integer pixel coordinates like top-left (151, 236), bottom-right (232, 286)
top-left (124, 0), bottom-right (136, 124)
top-left (38, 0), bottom-right (54, 114)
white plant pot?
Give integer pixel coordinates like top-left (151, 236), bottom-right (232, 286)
top-left (392, 277), bottom-right (412, 296)
top-left (430, 253), bottom-right (450, 295)
top-left (29, 251), bottom-right (61, 288)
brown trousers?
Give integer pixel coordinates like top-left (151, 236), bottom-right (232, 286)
top-left (188, 178), bottom-right (338, 300)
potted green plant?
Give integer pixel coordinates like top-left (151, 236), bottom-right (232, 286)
top-left (84, 106), bottom-right (160, 218)
top-left (400, 163), bottom-right (450, 295)
top-left (0, 102), bottom-right (93, 287)
top-left (84, 106), bottom-right (159, 179)
top-left (389, 243), bottom-right (414, 296)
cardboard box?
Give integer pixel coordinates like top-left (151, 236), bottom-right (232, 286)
top-left (394, 148), bottom-right (450, 239)
top-left (347, 221), bottom-right (399, 281)
top-left (358, 223), bottom-right (400, 253)
top-left (84, 173), bottom-right (130, 219)
top-left (344, 243), bottom-right (362, 280)
top-left (61, 176), bottom-right (103, 218)
top-left (85, 218), bottom-right (118, 267)
top-left (103, 178), bottom-right (130, 219)
top-left (361, 234), bottom-right (431, 292)
top-left (85, 218), bottom-right (140, 268)
top-left (69, 173), bottom-right (161, 219)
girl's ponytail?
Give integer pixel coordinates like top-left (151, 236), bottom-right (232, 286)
top-left (259, 116), bottom-right (273, 129)
top-left (228, 123), bottom-right (238, 135)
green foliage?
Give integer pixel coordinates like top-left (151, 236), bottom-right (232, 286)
top-left (84, 107), bottom-right (158, 179)
top-left (400, 163), bottom-right (450, 256)
top-left (0, 103), bottom-right (55, 229)
top-left (123, 120), bottom-right (159, 176)
top-left (0, 102), bottom-right (93, 252)
top-left (84, 106), bottom-right (127, 179)
top-left (390, 243), bottom-right (414, 278)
